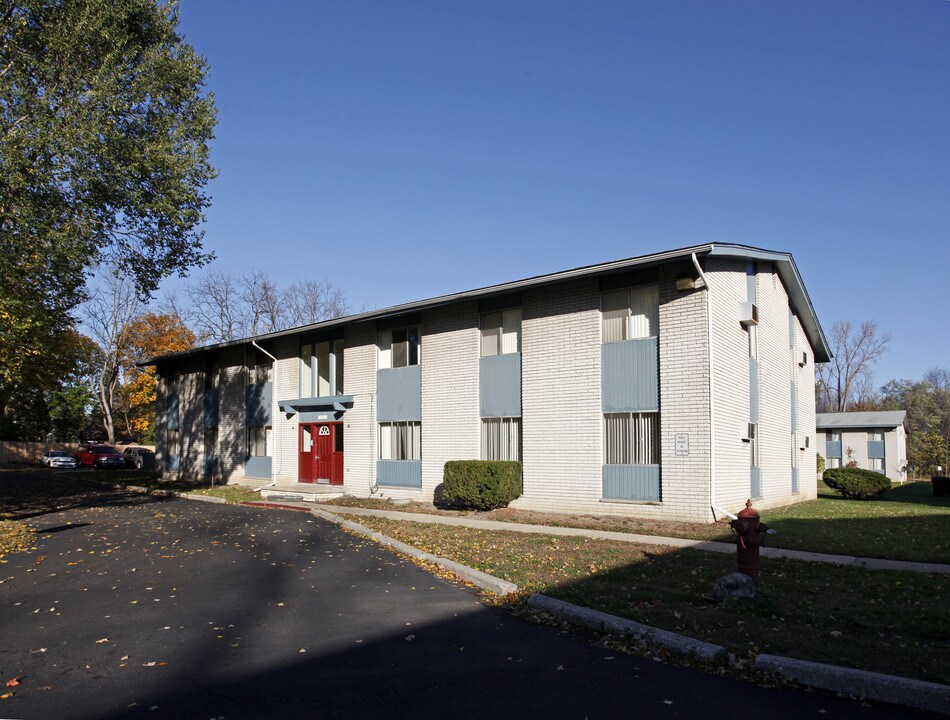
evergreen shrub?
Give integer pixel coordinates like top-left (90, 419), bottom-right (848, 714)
top-left (823, 467), bottom-right (891, 499)
top-left (442, 460), bottom-right (523, 510)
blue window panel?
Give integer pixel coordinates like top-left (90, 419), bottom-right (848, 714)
top-left (602, 338), bottom-right (658, 413)
top-left (166, 453), bottom-right (179, 472)
top-left (867, 441), bottom-right (885, 459)
top-left (246, 383), bottom-right (272, 425)
top-left (377, 366), bottom-right (422, 421)
top-left (602, 465), bottom-right (660, 501)
top-left (245, 456), bottom-right (272, 479)
top-left (480, 354), bottom-right (522, 417)
top-left (749, 357), bottom-right (759, 422)
top-left (167, 393), bottom-right (180, 430)
top-left (377, 460), bottom-right (422, 488)
top-left (791, 467), bottom-right (799, 494)
top-left (204, 389), bottom-right (219, 428)
top-left (826, 441), bottom-right (842, 458)
top-left (750, 467), bottom-right (761, 498)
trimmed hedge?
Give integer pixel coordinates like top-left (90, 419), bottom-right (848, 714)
top-left (442, 460), bottom-right (523, 510)
top-left (823, 467), bottom-right (891, 500)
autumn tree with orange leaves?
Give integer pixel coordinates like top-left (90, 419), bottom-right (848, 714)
top-left (119, 312), bottom-right (195, 442)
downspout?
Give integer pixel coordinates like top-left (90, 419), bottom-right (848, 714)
top-left (251, 340), bottom-right (278, 491)
top-left (691, 253), bottom-right (738, 522)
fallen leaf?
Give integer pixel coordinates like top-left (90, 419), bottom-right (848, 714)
top-left (95, 638), bottom-right (109, 644)
top-left (1, 691), bottom-right (14, 699)
top-left (5, 676), bottom-right (22, 687)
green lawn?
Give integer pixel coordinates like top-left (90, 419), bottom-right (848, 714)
top-left (764, 482), bottom-right (950, 564)
top-left (329, 481), bottom-right (950, 564)
top-left (347, 516), bottom-right (950, 685)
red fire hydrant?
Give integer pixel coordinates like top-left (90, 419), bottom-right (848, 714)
top-left (729, 499), bottom-right (769, 585)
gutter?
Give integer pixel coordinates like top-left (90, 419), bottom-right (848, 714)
top-left (251, 341), bottom-right (278, 491)
top-left (691, 253), bottom-right (738, 522)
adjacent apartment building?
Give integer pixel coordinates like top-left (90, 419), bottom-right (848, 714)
top-left (816, 411), bottom-right (909, 483)
top-left (146, 244), bottom-right (830, 523)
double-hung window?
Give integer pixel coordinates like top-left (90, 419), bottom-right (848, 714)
top-left (379, 327), bottom-right (419, 369)
top-left (481, 417), bottom-right (521, 461)
top-left (604, 412), bottom-right (659, 465)
top-left (602, 286), bottom-right (658, 342)
top-left (379, 421), bottom-right (421, 461)
top-left (480, 308), bottom-right (521, 356)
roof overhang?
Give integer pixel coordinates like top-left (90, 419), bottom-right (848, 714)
top-left (141, 243), bottom-right (831, 365)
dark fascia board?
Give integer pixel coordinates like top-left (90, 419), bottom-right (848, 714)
top-left (142, 242), bottom-right (830, 365)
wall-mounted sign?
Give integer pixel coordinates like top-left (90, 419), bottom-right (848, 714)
top-left (675, 433), bottom-right (689, 457)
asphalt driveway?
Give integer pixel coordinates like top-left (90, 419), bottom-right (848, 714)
top-left (0, 472), bottom-right (926, 719)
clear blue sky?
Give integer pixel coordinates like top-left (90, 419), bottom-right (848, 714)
top-left (171, 0), bottom-right (949, 387)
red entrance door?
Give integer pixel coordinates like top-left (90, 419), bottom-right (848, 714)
top-left (298, 423), bottom-right (344, 485)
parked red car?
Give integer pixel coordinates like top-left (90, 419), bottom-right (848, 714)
top-left (76, 445), bottom-right (126, 469)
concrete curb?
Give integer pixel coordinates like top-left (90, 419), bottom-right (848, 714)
top-left (754, 654), bottom-right (950, 715)
top-left (178, 492), bottom-right (226, 504)
top-left (310, 508), bottom-right (518, 596)
top-left (527, 594), bottom-right (727, 664)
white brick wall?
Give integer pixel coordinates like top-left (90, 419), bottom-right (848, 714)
top-left (341, 322), bottom-right (380, 495)
top-left (271, 337), bottom-right (298, 483)
top-left (419, 303), bottom-right (481, 496)
top-left (516, 278), bottom-right (603, 514)
top-left (655, 263), bottom-right (713, 521)
top-left (217, 347), bottom-right (247, 482)
top-left (708, 258), bottom-right (753, 516)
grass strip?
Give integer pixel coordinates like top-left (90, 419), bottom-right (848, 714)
top-left (346, 515), bottom-right (950, 686)
top-left (327, 481), bottom-right (950, 564)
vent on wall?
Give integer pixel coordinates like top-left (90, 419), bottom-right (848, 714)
top-left (739, 301), bottom-right (759, 327)
top-left (799, 351), bottom-right (808, 368)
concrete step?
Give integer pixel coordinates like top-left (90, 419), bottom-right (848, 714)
top-left (260, 486), bottom-right (344, 503)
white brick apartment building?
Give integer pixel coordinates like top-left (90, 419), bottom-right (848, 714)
top-left (147, 244), bottom-right (830, 523)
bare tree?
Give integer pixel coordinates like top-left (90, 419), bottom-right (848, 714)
top-left (179, 271), bottom-right (244, 342)
top-left (174, 271), bottom-right (350, 340)
top-left (923, 367), bottom-right (950, 392)
top-left (241, 270), bottom-right (285, 335)
top-left (817, 320), bottom-right (891, 413)
top-left (286, 279), bottom-right (349, 326)
top-left (82, 273), bottom-right (142, 443)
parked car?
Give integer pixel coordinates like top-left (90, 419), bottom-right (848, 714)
top-left (76, 445), bottom-right (126, 469)
top-left (122, 446), bottom-right (155, 470)
top-left (40, 450), bottom-right (79, 469)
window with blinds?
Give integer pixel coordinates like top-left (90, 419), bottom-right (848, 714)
top-left (379, 421), bottom-right (421, 461)
top-left (481, 308), bottom-right (521, 356)
top-left (602, 286), bottom-right (658, 343)
top-left (481, 417), bottom-right (521, 461)
top-left (604, 412), bottom-right (659, 465)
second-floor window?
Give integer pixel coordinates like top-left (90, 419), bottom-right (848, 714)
top-left (301, 339), bottom-right (344, 397)
top-left (249, 355), bottom-right (272, 384)
top-left (481, 308), bottom-right (521, 356)
top-left (602, 286), bottom-right (658, 343)
top-left (379, 326), bottom-right (419, 369)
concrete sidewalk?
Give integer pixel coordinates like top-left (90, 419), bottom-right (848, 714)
top-left (312, 504), bottom-right (950, 574)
